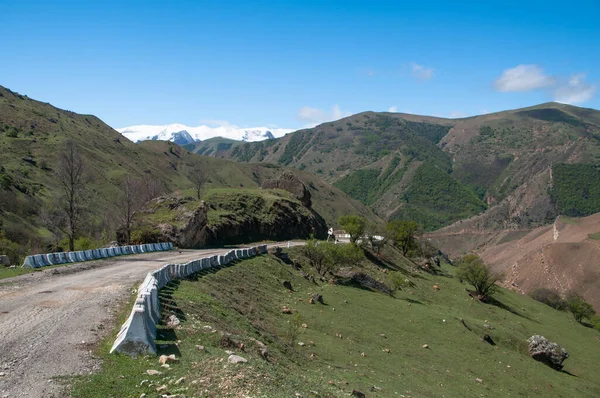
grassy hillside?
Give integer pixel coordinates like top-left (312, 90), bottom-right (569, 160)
top-left (0, 85), bottom-right (379, 263)
top-left (71, 246), bottom-right (600, 397)
top-left (202, 103), bottom-right (600, 231)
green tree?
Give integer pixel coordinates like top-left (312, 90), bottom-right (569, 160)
top-left (302, 238), bottom-right (363, 277)
top-left (364, 222), bottom-right (386, 254)
top-left (566, 291), bottom-right (596, 323)
top-left (338, 215), bottom-right (366, 243)
top-left (456, 254), bottom-right (503, 301)
top-left (302, 237), bottom-right (328, 276)
top-left (386, 220), bottom-right (419, 256)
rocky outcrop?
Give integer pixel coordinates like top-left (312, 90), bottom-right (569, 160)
top-left (205, 194), bottom-right (327, 245)
top-left (129, 190), bottom-right (327, 248)
top-left (261, 171), bottom-right (312, 208)
top-left (122, 196), bottom-right (209, 248)
top-left (527, 335), bottom-right (569, 370)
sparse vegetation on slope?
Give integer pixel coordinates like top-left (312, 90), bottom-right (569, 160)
top-left (71, 245), bottom-right (600, 397)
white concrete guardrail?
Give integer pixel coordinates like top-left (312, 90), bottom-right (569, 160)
top-left (110, 244), bottom-right (268, 356)
top-left (21, 242), bottom-right (174, 268)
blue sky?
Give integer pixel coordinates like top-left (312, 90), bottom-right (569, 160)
top-left (1, 0), bottom-right (599, 129)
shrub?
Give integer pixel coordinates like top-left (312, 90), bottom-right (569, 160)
top-left (566, 291), bottom-right (596, 324)
top-left (387, 271), bottom-right (411, 291)
top-left (530, 288), bottom-right (567, 311)
top-left (0, 233), bottom-right (23, 265)
top-left (456, 254), bottom-right (503, 301)
top-left (302, 238), bottom-right (363, 276)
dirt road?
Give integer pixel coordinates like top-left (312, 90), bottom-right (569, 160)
top-left (0, 246), bottom-right (273, 397)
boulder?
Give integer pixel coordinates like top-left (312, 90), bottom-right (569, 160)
top-left (311, 293), bottom-right (324, 304)
top-left (527, 335), bottom-right (568, 370)
top-left (283, 280), bottom-right (293, 291)
top-left (166, 314), bottom-right (181, 327)
top-left (227, 354), bottom-right (248, 364)
top-left (261, 171), bottom-right (312, 208)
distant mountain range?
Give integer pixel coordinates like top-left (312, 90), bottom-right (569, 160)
top-left (117, 123), bottom-right (294, 144)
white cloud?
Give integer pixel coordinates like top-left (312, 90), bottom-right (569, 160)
top-left (494, 64), bottom-right (555, 92)
top-left (410, 62), bottom-right (434, 81)
top-left (296, 104), bottom-right (351, 125)
top-left (554, 73), bottom-right (597, 104)
top-left (388, 105), bottom-right (398, 112)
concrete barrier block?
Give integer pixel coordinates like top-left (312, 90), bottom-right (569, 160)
top-left (110, 305), bottom-right (157, 356)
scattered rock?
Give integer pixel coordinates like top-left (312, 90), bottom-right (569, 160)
top-left (195, 345), bottom-right (205, 351)
top-left (527, 335), bottom-right (569, 370)
top-left (301, 323), bottom-right (308, 328)
top-left (360, 352), bottom-right (366, 357)
top-left (482, 334), bottom-right (496, 345)
top-left (422, 344), bottom-right (429, 349)
top-left (383, 348), bottom-right (390, 353)
top-left (298, 342), bottom-right (305, 347)
top-left (351, 390), bottom-right (366, 398)
top-left (379, 333), bottom-right (386, 338)
top-left (158, 354), bottom-right (178, 365)
top-left (161, 364), bottom-right (170, 369)
top-left (282, 306), bottom-right (292, 314)
top-left (175, 377), bottom-right (185, 385)
top-left (227, 354), bottom-right (248, 364)
top-left (311, 293), bottom-right (324, 304)
top-left (146, 369), bottom-right (162, 376)
top-left (334, 268), bottom-right (393, 295)
top-left (433, 284), bottom-right (440, 291)
top-left (166, 314), bottom-right (181, 327)
top-left (475, 378), bottom-right (483, 383)
top-left (156, 384), bottom-right (168, 392)
top-left (283, 281), bottom-right (294, 291)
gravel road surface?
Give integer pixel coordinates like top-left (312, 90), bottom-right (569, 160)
top-left (0, 246), bottom-right (272, 397)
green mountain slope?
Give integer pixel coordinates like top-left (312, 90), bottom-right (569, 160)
top-left (207, 103), bottom-right (600, 231)
top-left (72, 247), bottom-right (600, 397)
top-left (0, 85), bottom-right (379, 262)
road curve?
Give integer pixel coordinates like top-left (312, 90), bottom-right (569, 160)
top-left (0, 244), bottom-right (299, 397)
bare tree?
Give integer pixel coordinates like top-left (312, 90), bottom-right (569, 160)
top-left (142, 175), bottom-right (163, 202)
top-left (54, 140), bottom-right (90, 251)
top-left (117, 175), bottom-right (144, 244)
top-left (189, 167), bottom-right (207, 200)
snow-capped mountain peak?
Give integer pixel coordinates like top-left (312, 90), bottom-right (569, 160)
top-left (117, 123), bottom-right (293, 144)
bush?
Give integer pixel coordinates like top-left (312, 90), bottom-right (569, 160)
top-left (387, 271), bottom-right (411, 291)
top-left (0, 232), bottom-right (24, 265)
top-left (566, 291), bottom-right (596, 324)
top-left (530, 288), bottom-right (568, 311)
top-left (302, 238), bottom-right (363, 276)
top-left (456, 254), bottom-right (503, 301)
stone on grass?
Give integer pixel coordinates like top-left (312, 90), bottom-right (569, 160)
top-left (227, 354), bottom-right (248, 364)
top-left (351, 390), bottom-right (366, 398)
top-left (146, 369), bottom-right (162, 376)
top-left (159, 354), bottom-right (178, 365)
top-left (422, 344), bottom-right (429, 349)
top-left (175, 377), bottom-right (185, 385)
top-left (283, 280), bottom-right (293, 291)
top-left (195, 345), bottom-right (205, 351)
top-left (527, 335), bottom-right (569, 370)
top-left (166, 314), bottom-right (181, 327)
top-left (282, 306), bottom-right (292, 314)
top-left (311, 293), bottom-right (324, 304)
